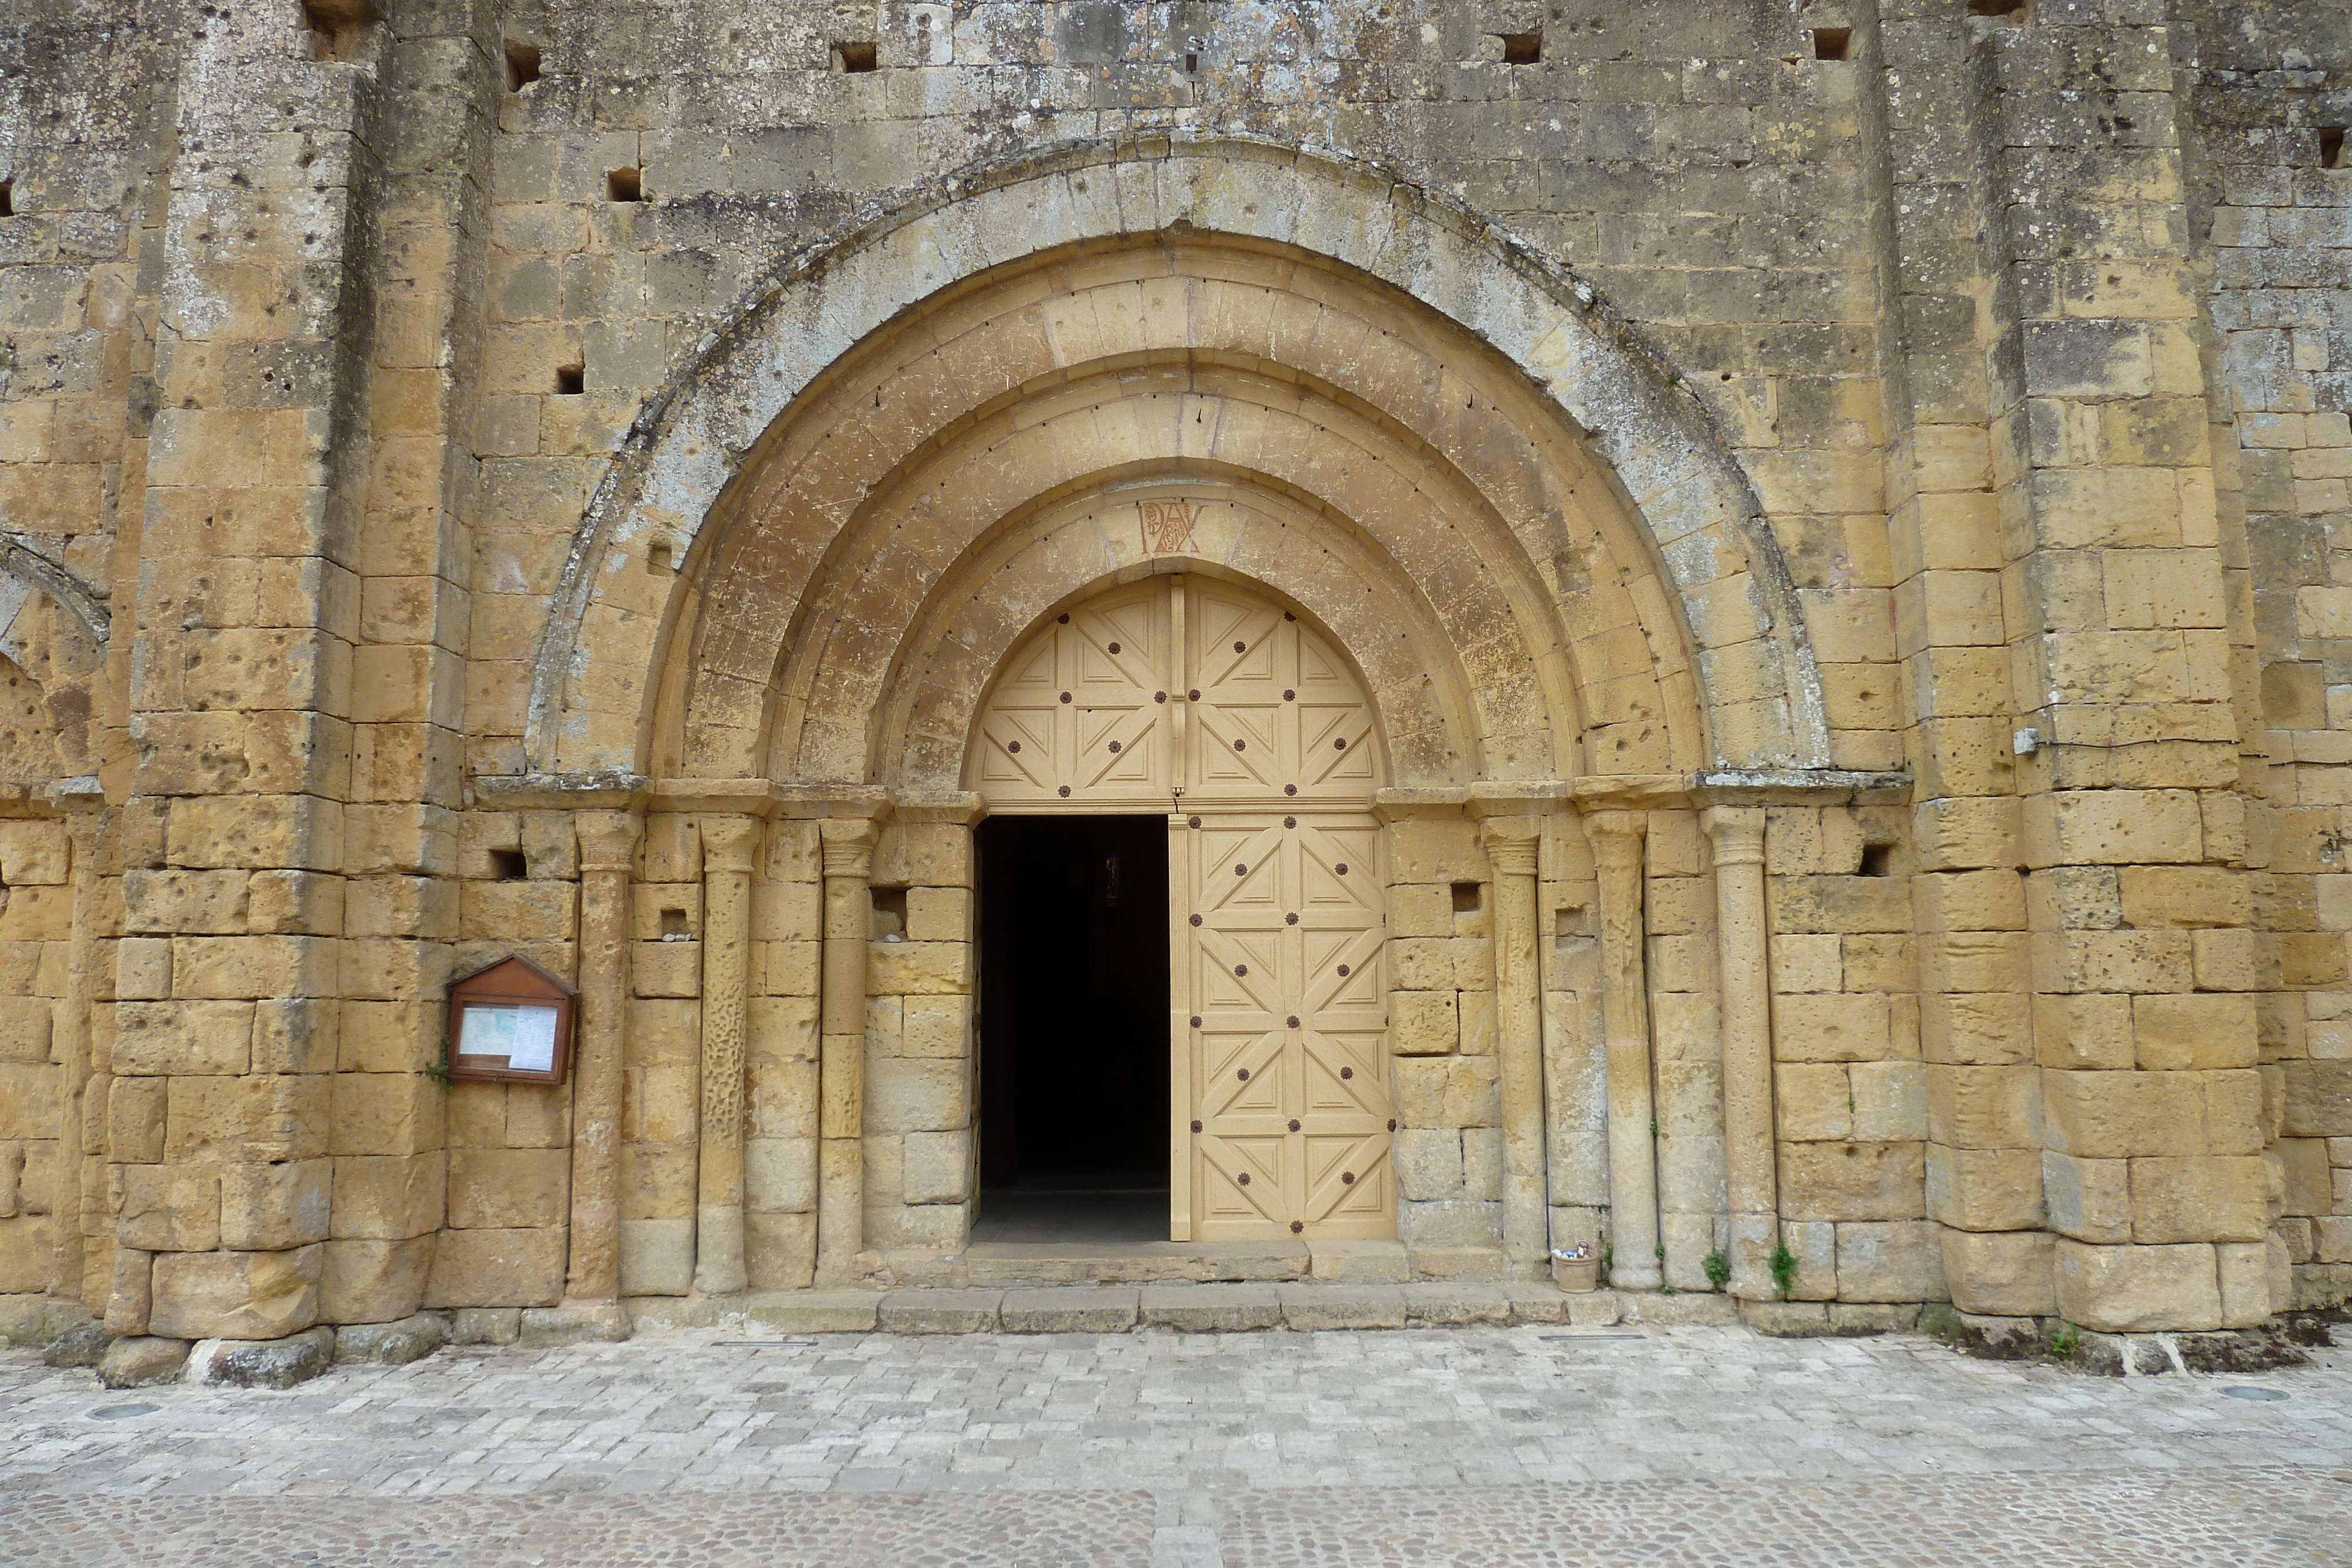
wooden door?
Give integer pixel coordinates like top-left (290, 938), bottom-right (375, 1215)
top-left (1171, 811), bottom-right (1392, 1240)
top-left (973, 570), bottom-right (1393, 1241)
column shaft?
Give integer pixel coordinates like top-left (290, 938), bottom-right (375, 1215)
top-left (566, 811), bottom-right (640, 1303)
top-left (1704, 807), bottom-right (1779, 1299)
top-left (1482, 819), bottom-right (1549, 1278)
top-left (694, 815), bottom-right (761, 1296)
top-left (1588, 811), bottom-right (1661, 1290)
top-left (53, 810), bottom-right (101, 1306)
top-left (816, 818), bottom-right (877, 1284)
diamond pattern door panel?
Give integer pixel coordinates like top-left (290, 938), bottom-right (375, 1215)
top-left (1172, 812), bottom-right (1392, 1241)
top-left (974, 575), bottom-right (1377, 810)
top-left (974, 581), bottom-right (1172, 804)
top-left (1187, 583), bottom-right (1379, 807)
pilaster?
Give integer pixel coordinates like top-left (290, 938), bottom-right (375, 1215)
top-left (692, 814), bottom-right (760, 1296)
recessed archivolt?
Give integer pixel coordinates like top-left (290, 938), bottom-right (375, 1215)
top-left (863, 470), bottom-right (1472, 793)
top-left (536, 138), bottom-right (1829, 783)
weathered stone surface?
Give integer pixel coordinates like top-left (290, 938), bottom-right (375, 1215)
top-left (96, 1336), bottom-right (188, 1389)
top-left (877, 1288), bottom-right (1001, 1333)
top-left (999, 1286), bottom-right (1138, 1333)
top-left (188, 1326), bottom-right (335, 1390)
top-left (332, 1312), bottom-right (449, 1366)
top-left (149, 1247), bottom-right (322, 1342)
top-left (1278, 1284), bottom-right (1408, 1330)
top-left (41, 1316), bottom-right (113, 1367)
top-left (1138, 1284), bottom-right (1282, 1333)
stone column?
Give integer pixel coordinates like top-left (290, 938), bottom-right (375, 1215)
top-left (1482, 818), bottom-right (1548, 1279)
top-left (693, 815), bottom-right (760, 1297)
top-left (52, 807), bottom-right (103, 1307)
top-left (566, 811), bottom-right (639, 1303)
top-left (1703, 806), bottom-right (1779, 1299)
top-left (816, 818), bottom-right (877, 1285)
top-left (1587, 811), bottom-right (1661, 1290)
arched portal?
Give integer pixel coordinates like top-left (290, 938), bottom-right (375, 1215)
top-left (971, 574), bottom-right (1393, 1242)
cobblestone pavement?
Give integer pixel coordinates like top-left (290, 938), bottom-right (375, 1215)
top-left (2, 1323), bottom-right (2347, 1564)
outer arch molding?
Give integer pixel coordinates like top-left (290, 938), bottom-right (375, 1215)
top-left (527, 134), bottom-right (1829, 778)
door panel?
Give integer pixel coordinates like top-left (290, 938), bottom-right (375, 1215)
top-left (1172, 810), bottom-right (1392, 1240)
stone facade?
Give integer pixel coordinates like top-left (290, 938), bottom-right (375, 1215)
top-left (1, 0), bottom-right (2347, 1348)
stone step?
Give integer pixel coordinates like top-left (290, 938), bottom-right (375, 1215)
top-left (962, 1239), bottom-right (1312, 1285)
top-left (627, 1281), bottom-right (1639, 1336)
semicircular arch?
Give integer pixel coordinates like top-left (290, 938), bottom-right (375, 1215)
top-left (533, 138), bottom-right (1828, 784)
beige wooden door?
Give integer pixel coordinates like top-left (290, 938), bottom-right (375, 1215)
top-left (973, 571), bottom-right (1392, 1240)
top-left (1170, 812), bottom-right (1392, 1240)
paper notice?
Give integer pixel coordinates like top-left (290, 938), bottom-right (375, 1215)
top-left (459, 1004), bottom-right (561, 1071)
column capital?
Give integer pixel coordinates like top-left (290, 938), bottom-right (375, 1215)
top-left (699, 813), bottom-right (763, 875)
top-left (1700, 804), bottom-right (1768, 867)
top-left (1582, 808), bottom-right (1647, 868)
top-left (1479, 815), bottom-right (1539, 874)
top-left (576, 809), bottom-right (643, 874)
top-left (818, 815), bottom-right (878, 877)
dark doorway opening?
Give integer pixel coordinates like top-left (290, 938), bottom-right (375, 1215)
top-left (975, 814), bottom-right (1170, 1243)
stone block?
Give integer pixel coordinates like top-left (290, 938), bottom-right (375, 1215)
top-left (878, 1287), bottom-right (1001, 1332)
top-left (1833, 1220), bottom-right (1945, 1302)
top-left (1389, 988), bottom-right (1458, 1054)
top-left (115, 999), bottom-right (253, 1076)
top-left (1280, 1283), bottom-right (1408, 1329)
top-left (219, 1158), bottom-right (332, 1249)
top-left (519, 1303), bottom-right (632, 1345)
top-left (1925, 1064), bottom-right (2039, 1149)
top-left (2133, 993), bottom-right (2257, 1071)
top-left (448, 1147), bottom-right (570, 1230)
top-left (744, 1211), bottom-right (816, 1290)
top-left (98, 1335), bottom-right (189, 1389)
top-left (426, 1227), bottom-right (565, 1309)
top-left (1308, 1238), bottom-right (1410, 1282)
top-left (1138, 1282), bottom-right (1282, 1331)
top-left (1773, 993), bottom-right (1892, 1062)
top-left (333, 1310), bottom-right (449, 1365)
top-left (2043, 1151), bottom-right (2133, 1243)
top-left (2052, 1239), bottom-right (2221, 1332)
top-left (187, 1325), bottom-right (335, 1389)
top-left (865, 1058), bottom-right (968, 1134)
top-left (900, 1129), bottom-right (969, 1205)
top-left (149, 1244), bottom-right (323, 1340)
top-left (1925, 1145), bottom-right (2044, 1232)
top-left (1778, 1141), bottom-right (1924, 1222)
top-left (0, 996), bottom-right (54, 1063)
top-left (2280, 1061), bottom-right (2352, 1138)
top-left (1000, 1286), bottom-right (1138, 1332)
top-left (449, 1307), bottom-right (520, 1345)
top-left (2127, 1155), bottom-right (2267, 1243)
top-left (618, 1216), bottom-right (693, 1296)
top-left (1942, 1228), bottom-right (2057, 1317)
top-left (330, 1154), bottom-right (444, 1239)
top-left (2042, 1069), bottom-right (2203, 1158)
top-left (41, 1316), bottom-right (112, 1365)
top-left (322, 1235), bottom-right (434, 1324)
top-left (866, 941), bottom-right (969, 995)
top-left (165, 1074), bottom-right (330, 1164)
top-left (1392, 1127), bottom-right (1464, 1200)
top-left (2216, 1240), bottom-right (2274, 1328)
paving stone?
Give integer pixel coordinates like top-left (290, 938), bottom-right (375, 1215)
top-left (1137, 1283), bottom-right (1282, 1332)
top-left (878, 1288), bottom-right (1003, 1333)
top-left (1000, 1287), bottom-right (1139, 1333)
top-left (1279, 1285), bottom-right (1407, 1330)
top-left (0, 1322), bottom-right (2344, 1563)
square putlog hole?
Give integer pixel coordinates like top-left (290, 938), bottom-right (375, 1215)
top-left (1967, 0), bottom-right (2030, 21)
top-left (489, 848), bottom-right (528, 882)
top-left (1500, 31), bottom-right (1541, 65)
top-left (2323, 127), bottom-right (2347, 169)
top-left (505, 39), bottom-right (542, 92)
top-left (605, 166), bottom-right (644, 202)
top-left (871, 885), bottom-right (908, 937)
top-left (834, 41), bottom-right (879, 72)
top-left (554, 363), bottom-right (585, 395)
top-left (0, 180), bottom-right (12, 219)
top-left (1812, 26), bottom-right (1852, 60)
top-left (1451, 881), bottom-right (1484, 914)
top-left (302, 0), bottom-right (380, 61)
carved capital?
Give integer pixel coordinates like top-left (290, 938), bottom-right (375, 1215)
top-left (1582, 808), bottom-right (1647, 870)
top-left (699, 813), bottom-right (763, 875)
top-left (1700, 805), bottom-right (1767, 868)
top-left (1479, 816), bottom-right (1539, 875)
top-left (576, 810), bottom-right (643, 874)
top-left (818, 815), bottom-right (878, 879)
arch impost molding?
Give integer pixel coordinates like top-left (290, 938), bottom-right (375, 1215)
top-left (529, 132), bottom-right (1835, 781)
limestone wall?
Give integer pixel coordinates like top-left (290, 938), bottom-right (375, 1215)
top-left (2, 0), bottom-right (2348, 1340)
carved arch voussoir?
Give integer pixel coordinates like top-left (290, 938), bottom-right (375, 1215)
top-left (529, 134), bottom-right (1829, 779)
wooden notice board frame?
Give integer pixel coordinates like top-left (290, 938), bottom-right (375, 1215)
top-left (445, 954), bottom-right (577, 1086)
